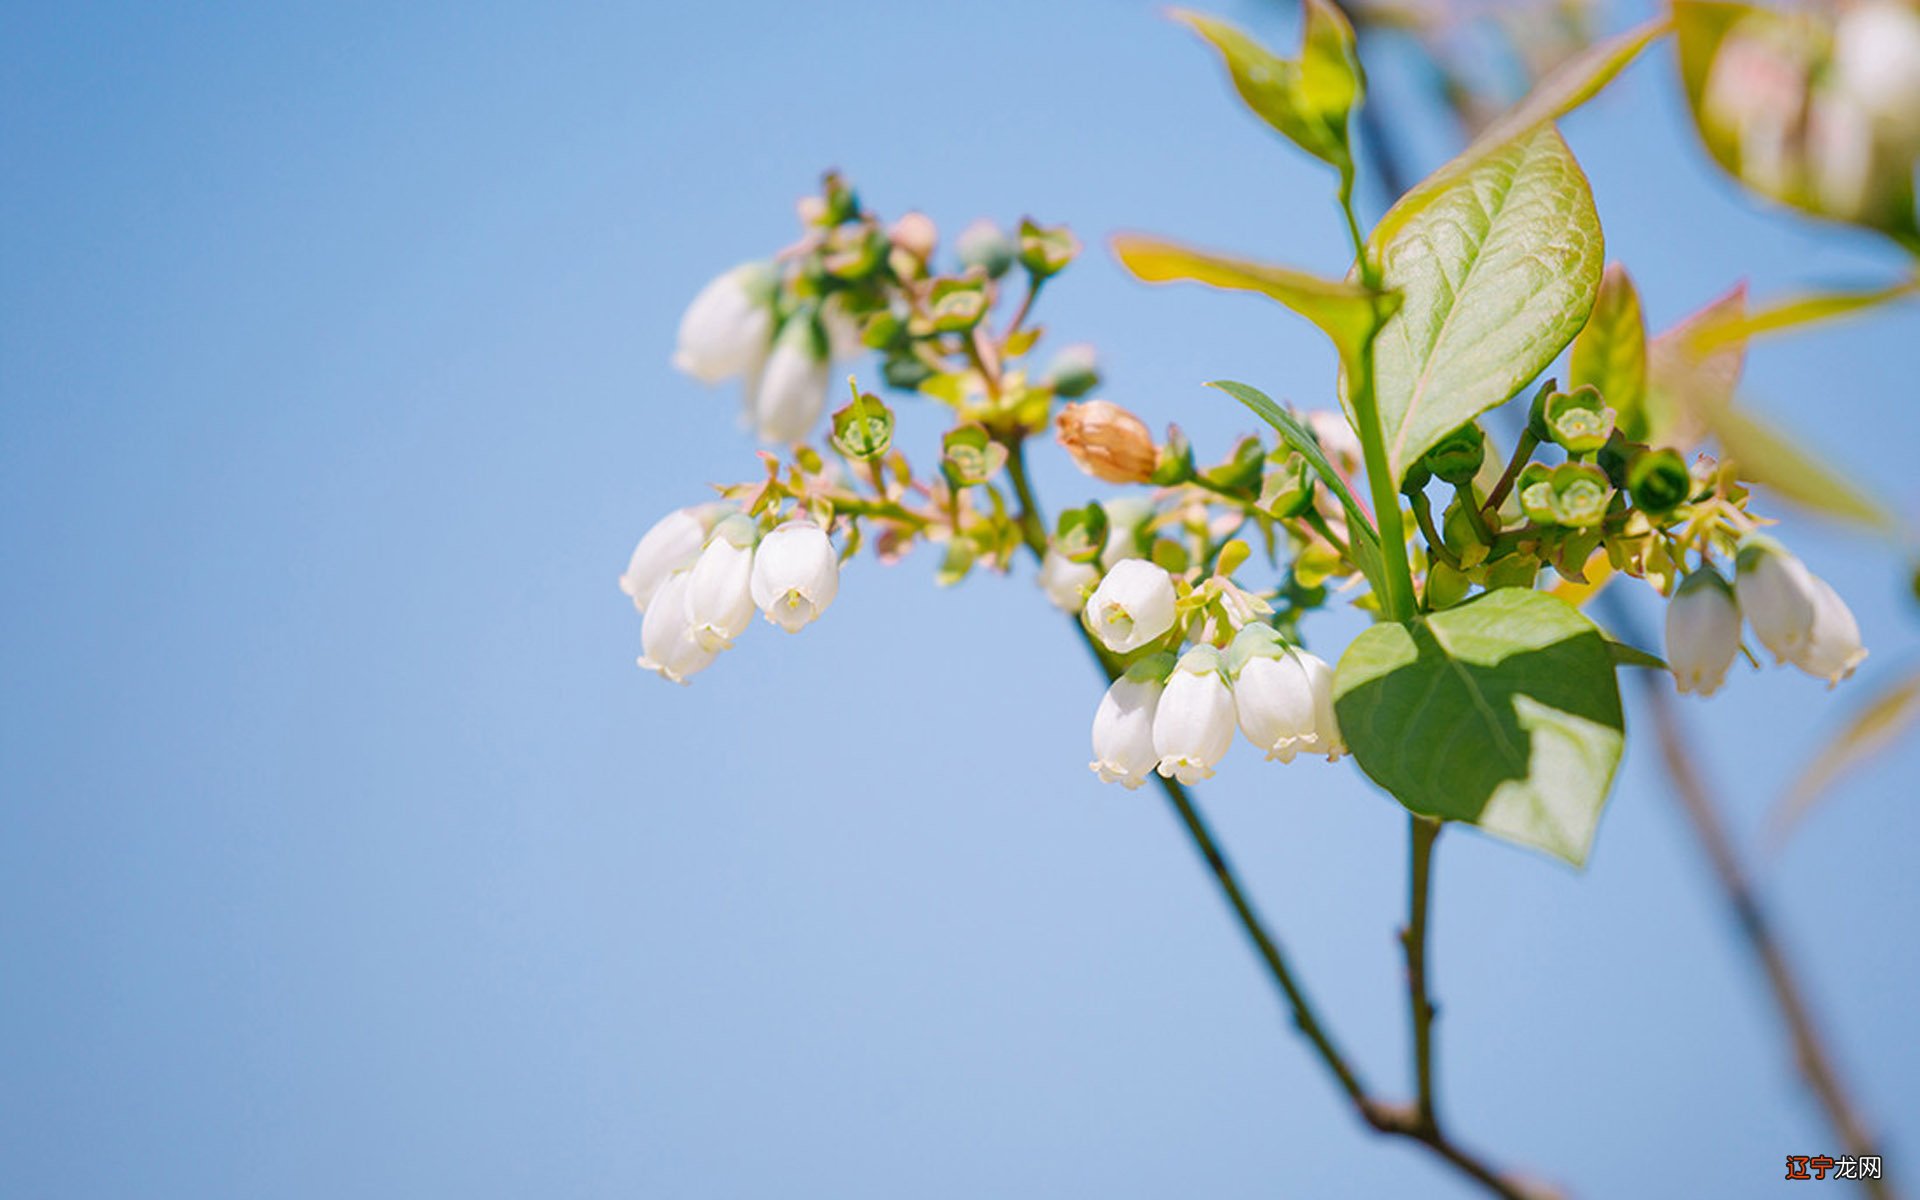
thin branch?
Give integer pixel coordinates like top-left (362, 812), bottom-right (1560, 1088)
top-left (1004, 436), bottom-right (1550, 1200)
top-left (1403, 814), bottom-right (1441, 1130)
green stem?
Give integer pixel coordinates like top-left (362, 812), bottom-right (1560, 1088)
top-left (1483, 430), bottom-right (1538, 515)
top-left (1408, 491), bottom-right (1460, 571)
top-left (1404, 815), bottom-right (1441, 1130)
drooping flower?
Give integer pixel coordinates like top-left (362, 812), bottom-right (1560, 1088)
top-left (1832, 1), bottom-right (1920, 155)
top-left (1153, 646), bottom-right (1236, 785)
top-left (748, 320), bottom-right (830, 444)
top-left (749, 519), bottom-right (840, 633)
top-left (1735, 536), bottom-right (1867, 684)
top-left (1038, 549), bottom-right (1099, 613)
top-left (1084, 558), bottom-right (1177, 654)
top-left (673, 263), bottom-right (774, 384)
top-left (683, 515), bottom-right (758, 652)
top-left (1089, 660), bottom-right (1168, 789)
top-left (1301, 650), bottom-right (1344, 761)
top-left (618, 507), bottom-right (710, 611)
top-left (637, 570), bottom-right (718, 684)
top-left (1665, 568), bottom-right (1742, 697)
top-left (1229, 626), bottom-right (1327, 762)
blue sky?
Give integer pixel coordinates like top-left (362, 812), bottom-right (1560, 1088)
top-left (3, 2), bottom-right (1917, 1197)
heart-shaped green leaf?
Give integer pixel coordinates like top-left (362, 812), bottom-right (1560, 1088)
top-left (1333, 587), bottom-right (1625, 866)
top-left (1361, 126), bottom-right (1604, 484)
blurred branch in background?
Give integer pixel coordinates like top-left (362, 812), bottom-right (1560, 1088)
top-left (1330, 2), bottom-right (1899, 1193)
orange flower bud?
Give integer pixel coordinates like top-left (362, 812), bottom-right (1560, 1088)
top-left (888, 211), bottom-right (938, 263)
top-left (1056, 400), bottom-right (1157, 484)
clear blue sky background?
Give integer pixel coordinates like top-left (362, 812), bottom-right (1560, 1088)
top-left (4, 2), bottom-right (1917, 1197)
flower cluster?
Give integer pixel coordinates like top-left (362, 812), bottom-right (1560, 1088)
top-left (621, 506), bottom-right (839, 684)
top-left (1082, 558), bottom-right (1342, 788)
top-left (1664, 536), bottom-right (1868, 696)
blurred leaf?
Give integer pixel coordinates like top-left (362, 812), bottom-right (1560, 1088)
top-left (1372, 18), bottom-right (1668, 247)
top-left (1605, 638), bottom-right (1666, 670)
top-left (1364, 126), bottom-right (1604, 483)
top-left (1571, 263), bottom-right (1649, 437)
top-left (1771, 668), bottom-right (1920, 847)
top-left (1207, 379), bottom-right (1388, 602)
top-left (1644, 283), bottom-right (1748, 450)
top-left (1112, 234), bottom-right (1398, 378)
top-left (1172, 2), bottom-right (1359, 174)
top-left (1708, 402), bottom-right (1894, 529)
top-left (1686, 281), bottom-right (1920, 354)
top-left (1334, 587), bottom-right (1625, 866)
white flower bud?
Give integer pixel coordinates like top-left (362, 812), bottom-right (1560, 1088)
top-left (748, 321), bottom-right (830, 444)
top-left (1833, 2), bottom-right (1920, 156)
top-left (637, 570), bottom-right (718, 684)
top-left (749, 519), bottom-right (840, 633)
top-left (1153, 646), bottom-right (1236, 785)
top-left (673, 263), bottom-right (774, 384)
top-left (618, 507), bottom-right (709, 611)
top-left (820, 292), bottom-right (867, 362)
top-left (1038, 550), bottom-right (1099, 613)
top-left (1089, 670), bottom-right (1164, 789)
top-left (1098, 497), bottom-right (1154, 570)
top-left (1084, 558), bottom-right (1178, 654)
top-left (683, 516), bottom-right (758, 652)
top-left (1302, 651), bottom-right (1345, 761)
top-left (1735, 537), bottom-right (1820, 666)
top-left (1796, 573), bottom-right (1868, 686)
top-left (1665, 568), bottom-right (1742, 697)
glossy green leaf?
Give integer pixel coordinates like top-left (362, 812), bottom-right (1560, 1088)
top-left (1206, 379), bottom-right (1386, 597)
top-left (1334, 587), bottom-right (1625, 866)
top-left (1112, 234), bottom-right (1398, 378)
top-left (1372, 17), bottom-right (1667, 247)
top-left (1570, 263), bottom-right (1648, 436)
top-left (1172, 3), bottom-right (1359, 173)
top-left (1771, 669), bottom-right (1920, 846)
top-left (1363, 126), bottom-right (1604, 483)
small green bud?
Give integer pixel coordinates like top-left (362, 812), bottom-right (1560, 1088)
top-left (914, 277), bottom-right (989, 335)
top-left (956, 219), bottom-right (1016, 279)
top-left (820, 221), bottom-right (887, 280)
top-left (936, 535), bottom-right (978, 586)
top-left (1543, 385), bottom-right (1615, 454)
top-left (1425, 561), bottom-right (1473, 610)
top-left (1626, 447), bottom-right (1692, 516)
top-left (1257, 450), bottom-right (1315, 519)
top-left (1595, 431), bottom-right (1634, 486)
top-left (1548, 462), bottom-right (1613, 528)
top-left (881, 352), bottom-right (934, 391)
top-left (1518, 463), bottom-right (1559, 526)
top-left (1055, 503), bottom-right (1110, 564)
top-left (1043, 343), bottom-right (1101, 398)
top-left (1293, 539), bottom-right (1345, 588)
top-left (1423, 423), bottom-right (1486, 486)
top-left (1442, 501), bottom-right (1490, 568)
top-left (830, 385), bottom-right (894, 461)
top-left (860, 309), bottom-right (905, 351)
top-left (1150, 536), bottom-right (1191, 575)
top-left (1203, 436), bottom-right (1266, 495)
top-left (1399, 459), bottom-right (1432, 495)
top-left (817, 171), bottom-right (860, 226)
top-left (941, 423), bottom-right (1008, 488)
top-left (1152, 424), bottom-right (1197, 487)
top-left (1017, 218), bottom-right (1080, 278)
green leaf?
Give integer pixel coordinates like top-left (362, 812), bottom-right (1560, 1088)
top-left (1605, 638), bottom-right (1666, 670)
top-left (1372, 17), bottom-right (1667, 248)
top-left (1683, 280), bottom-right (1920, 355)
top-left (1111, 234), bottom-right (1398, 379)
top-left (1570, 263), bottom-right (1648, 437)
top-left (1643, 283), bottom-right (1747, 449)
top-left (1363, 126), bottom-right (1605, 484)
top-left (1206, 379), bottom-right (1387, 598)
top-left (1770, 669), bottom-right (1920, 846)
top-left (1334, 587), bottom-right (1625, 866)
top-left (1172, 2), bottom-right (1360, 173)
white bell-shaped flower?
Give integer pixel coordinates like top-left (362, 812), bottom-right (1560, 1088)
top-left (618, 507), bottom-right (709, 611)
top-left (673, 263), bottom-right (774, 384)
top-left (1089, 663), bottom-right (1166, 789)
top-left (1665, 568), bottom-right (1742, 697)
top-left (683, 515), bottom-right (758, 652)
top-left (1229, 627), bottom-right (1323, 762)
top-left (1832, 2), bottom-right (1920, 155)
top-left (1038, 550), bottom-right (1099, 613)
top-left (637, 570), bottom-right (718, 684)
top-left (748, 320), bottom-right (830, 444)
top-left (1796, 573), bottom-right (1869, 686)
top-left (1301, 651), bottom-right (1345, 761)
top-left (820, 292), bottom-right (867, 362)
top-left (750, 519), bottom-right (840, 633)
top-left (1153, 646), bottom-right (1236, 785)
top-left (1735, 537), bottom-right (1821, 665)
top-left (1084, 558), bottom-right (1177, 654)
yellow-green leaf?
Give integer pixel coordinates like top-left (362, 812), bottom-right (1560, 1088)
top-left (1643, 283), bottom-right (1748, 450)
top-left (1173, 3), bottom-right (1360, 173)
top-left (1111, 233), bottom-right (1398, 379)
top-left (1571, 263), bottom-right (1648, 435)
top-left (1684, 280), bottom-right (1920, 355)
top-left (1771, 668), bottom-right (1920, 846)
